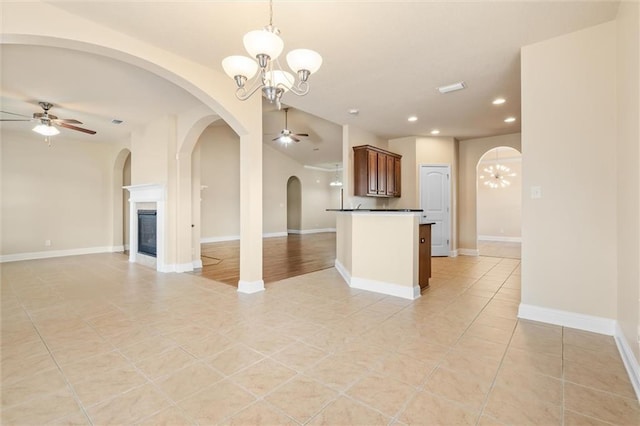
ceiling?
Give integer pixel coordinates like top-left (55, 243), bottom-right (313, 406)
top-left (1, 1), bottom-right (620, 167)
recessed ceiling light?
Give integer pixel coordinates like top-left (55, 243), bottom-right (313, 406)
top-left (492, 98), bottom-right (506, 105)
top-left (348, 108), bottom-right (359, 115)
top-left (437, 81), bottom-right (466, 94)
top-left (408, 116), bottom-right (418, 122)
top-left (504, 117), bottom-right (516, 123)
top-left (111, 119), bottom-right (124, 124)
top-left (430, 129), bottom-right (440, 135)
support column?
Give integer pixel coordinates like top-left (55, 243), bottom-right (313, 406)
top-left (238, 103), bottom-right (264, 293)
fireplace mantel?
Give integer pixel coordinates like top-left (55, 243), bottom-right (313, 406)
top-left (124, 184), bottom-right (166, 271)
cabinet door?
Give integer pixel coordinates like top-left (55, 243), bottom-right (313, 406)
top-left (394, 156), bottom-right (402, 197)
top-left (367, 150), bottom-right (378, 195)
top-left (386, 155), bottom-right (396, 196)
top-left (377, 152), bottom-right (387, 195)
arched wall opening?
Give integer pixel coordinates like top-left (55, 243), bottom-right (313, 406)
top-left (2, 12), bottom-right (264, 286)
top-left (112, 148), bottom-right (131, 252)
top-left (287, 176), bottom-right (302, 234)
top-left (476, 146), bottom-right (522, 258)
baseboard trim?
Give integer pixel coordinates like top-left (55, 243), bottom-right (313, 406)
top-left (201, 235), bottom-right (240, 243)
top-left (334, 259), bottom-right (420, 300)
top-left (1, 246), bottom-right (124, 263)
top-left (192, 259), bottom-right (203, 269)
top-left (478, 235), bottom-right (522, 243)
top-left (517, 303), bottom-right (616, 335)
top-left (237, 280), bottom-right (265, 294)
top-left (264, 232), bottom-right (287, 238)
top-left (518, 303), bottom-right (639, 402)
top-left (458, 248), bottom-right (479, 256)
top-left (201, 231), bottom-right (300, 243)
top-left (450, 250), bottom-right (459, 257)
top-left (174, 262), bottom-right (195, 273)
top-left (334, 259), bottom-right (351, 284)
top-left (350, 276), bottom-right (421, 300)
top-left (614, 323), bottom-right (640, 402)
top-left (288, 228), bottom-right (336, 235)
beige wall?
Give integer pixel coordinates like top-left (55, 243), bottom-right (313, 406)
top-left (388, 136), bottom-right (417, 209)
top-left (198, 122), bottom-right (337, 240)
top-left (286, 177), bottom-right (302, 231)
top-left (416, 137), bottom-right (458, 252)
top-left (477, 149), bottom-right (522, 239)
top-left (1, 129), bottom-right (117, 255)
top-left (521, 22), bottom-right (617, 318)
top-left (615, 1), bottom-right (640, 363)
top-left (198, 124), bottom-right (241, 239)
top-left (387, 136), bottom-right (458, 251)
top-left (458, 133), bottom-right (521, 251)
top-left (123, 153), bottom-right (131, 248)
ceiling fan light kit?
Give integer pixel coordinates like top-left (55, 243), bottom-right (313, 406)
top-left (222, 0), bottom-right (322, 109)
top-left (0, 101), bottom-right (96, 145)
top-left (273, 108), bottom-right (309, 144)
top-left (32, 123), bottom-right (60, 136)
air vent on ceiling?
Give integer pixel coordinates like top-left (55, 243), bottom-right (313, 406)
top-left (111, 119), bottom-right (124, 125)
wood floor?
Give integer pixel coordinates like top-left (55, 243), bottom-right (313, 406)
top-left (193, 232), bottom-right (336, 286)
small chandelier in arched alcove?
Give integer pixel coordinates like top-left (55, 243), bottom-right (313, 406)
top-left (479, 147), bottom-right (517, 189)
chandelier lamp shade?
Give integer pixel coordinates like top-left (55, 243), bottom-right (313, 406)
top-left (221, 0), bottom-right (322, 109)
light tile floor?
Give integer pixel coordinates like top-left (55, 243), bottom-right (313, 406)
top-left (2, 253), bottom-right (639, 425)
top-left (478, 241), bottom-right (521, 259)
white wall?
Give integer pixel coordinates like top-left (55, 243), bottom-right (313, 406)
top-left (615, 0), bottom-right (640, 366)
top-left (477, 148), bottom-right (522, 240)
top-left (521, 22), bottom-right (617, 319)
top-left (199, 124), bottom-right (240, 240)
top-left (458, 133), bottom-right (521, 251)
top-left (1, 129), bottom-right (118, 256)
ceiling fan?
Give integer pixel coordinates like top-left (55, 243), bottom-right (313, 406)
top-left (272, 107), bottom-right (308, 143)
top-left (0, 102), bottom-right (97, 135)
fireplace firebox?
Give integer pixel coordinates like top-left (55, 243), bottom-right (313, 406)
top-left (138, 210), bottom-right (157, 257)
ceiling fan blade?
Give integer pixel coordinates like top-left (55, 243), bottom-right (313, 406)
top-left (272, 136), bottom-right (281, 141)
top-left (292, 136), bottom-right (301, 143)
top-left (293, 133), bottom-right (309, 137)
top-left (0, 119), bottom-right (32, 122)
top-left (52, 118), bottom-right (83, 125)
top-left (0, 110), bottom-right (32, 118)
top-left (56, 122), bottom-right (96, 135)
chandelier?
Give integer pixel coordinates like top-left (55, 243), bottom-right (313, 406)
top-left (221, 0), bottom-right (322, 109)
top-left (479, 148), bottom-right (517, 189)
top-left (329, 164), bottom-right (343, 187)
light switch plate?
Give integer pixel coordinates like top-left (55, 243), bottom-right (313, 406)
top-left (531, 186), bottom-right (542, 199)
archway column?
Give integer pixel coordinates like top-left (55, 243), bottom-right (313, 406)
top-left (238, 105), bottom-right (264, 293)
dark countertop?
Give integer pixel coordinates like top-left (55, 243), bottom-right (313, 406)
top-left (326, 209), bottom-right (423, 212)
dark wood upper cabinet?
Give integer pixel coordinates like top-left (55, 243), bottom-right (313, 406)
top-left (353, 145), bottom-right (401, 198)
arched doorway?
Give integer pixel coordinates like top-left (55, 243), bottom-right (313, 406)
top-left (112, 148), bottom-right (131, 253)
top-left (287, 176), bottom-right (302, 234)
top-left (476, 146), bottom-right (522, 258)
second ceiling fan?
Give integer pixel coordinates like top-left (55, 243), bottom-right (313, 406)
top-left (273, 107), bottom-right (308, 144)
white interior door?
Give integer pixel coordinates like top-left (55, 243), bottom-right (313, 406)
top-left (420, 165), bottom-right (451, 256)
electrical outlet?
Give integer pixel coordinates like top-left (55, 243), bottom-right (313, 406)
top-left (45, 240), bottom-right (51, 247)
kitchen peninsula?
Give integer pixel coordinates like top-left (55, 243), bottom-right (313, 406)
top-left (327, 209), bottom-right (432, 300)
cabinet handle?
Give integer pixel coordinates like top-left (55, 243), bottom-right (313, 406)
top-left (420, 238), bottom-right (425, 243)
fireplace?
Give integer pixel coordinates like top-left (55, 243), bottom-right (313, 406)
top-left (137, 210), bottom-right (157, 257)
